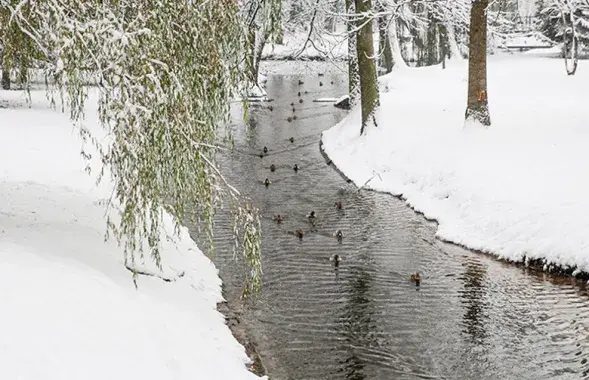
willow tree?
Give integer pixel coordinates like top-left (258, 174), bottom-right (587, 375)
top-left (1, 0), bottom-right (267, 293)
top-left (355, 0), bottom-right (379, 134)
top-left (465, 0), bottom-right (491, 127)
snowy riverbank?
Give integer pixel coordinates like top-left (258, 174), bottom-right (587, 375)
top-left (0, 88), bottom-right (265, 379)
top-left (322, 55), bottom-right (589, 276)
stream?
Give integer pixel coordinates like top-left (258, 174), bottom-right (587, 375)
top-left (188, 63), bottom-right (589, 380)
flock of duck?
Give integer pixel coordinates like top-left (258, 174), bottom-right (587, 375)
top-left (249, 73), bottom-right (420, 285)
top-left (257, 141), bottom-right (421, 286)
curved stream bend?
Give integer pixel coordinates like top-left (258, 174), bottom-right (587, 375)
top-left (188, 67), bottom-right (589, 380)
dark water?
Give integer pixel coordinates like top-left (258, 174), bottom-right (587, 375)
top-left (188, 68), bottom-right (589, 380)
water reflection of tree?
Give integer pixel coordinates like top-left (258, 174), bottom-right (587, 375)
top-left (338, 264), bottom-right (376, 380)
top-left (459, 260), bottom-right (489, 345)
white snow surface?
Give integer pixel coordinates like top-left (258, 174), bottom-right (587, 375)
top-left (0, 88), bottom-right (264, 379)
top-left (322, 56), bottom-right (589, 273)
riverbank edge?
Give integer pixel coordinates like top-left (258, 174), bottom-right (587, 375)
top-left (318, 137), bottom-right (589, 282)
top-left (216, 284), bottom-right (268, 378)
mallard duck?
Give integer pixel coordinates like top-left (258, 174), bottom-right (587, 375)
top-left (263, 146), bottom-right (268, 154)
top-left (297, 91), bottom-right (301, 97)
top-left (298, 79), bottom-right (304, 85)
top-left (264, 178), bottom-right (271, 187)
top-left (289, 137), bottom-right (295, 143)
top-left (293, 115), bottom-right (297, 120)
top-left (268, 105), bottom-right (274, 111)
top-left (410, 272), bottom-right (421, 285)
top-left (290, 102), bottom-right (295, 106)
top-left (330, 254), bottom-right (342, 267)
top-left (334, 201), bottom-right (343, 210)
top-left (273, 214), bottom-right (283, 223)
top-left (318, 73), bottom-right (324, 77)
top-left (293, 164), bottom-right (299, 172)
top-left (270, 164), bottom-right (276, 172)
top-left (287, 116), bottom-right (293, 122)
top-left (295, 229), bottom-right (304, 239)
top-left (299, 98), bottom-right (303, 104)
top-left (292, 107), bottom-right (296, 112)
top-left (307, 211), bottom-right (316, 219)
top-left (319, 82), bottom-right (323, 87)
top-left (335, 230), bottom-right (343, 242)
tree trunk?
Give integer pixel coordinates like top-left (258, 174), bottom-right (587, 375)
top-left (346, 0), bottom-right (359, 106)
top-left (1, 51), bottom-right (9, 90)
top-left (388, 18), bottom-right (406, 68)
top-left (465, 0), bottom-right (491, 127)
top-left (355, 0), bottom-right (380, 134)
top-left (378, 11), bottom-right (394, 73)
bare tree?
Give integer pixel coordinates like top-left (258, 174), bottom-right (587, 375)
top-left (355, 0), bottom-right (380, 134)
top-left (465, 0), bottom-right (491, 126)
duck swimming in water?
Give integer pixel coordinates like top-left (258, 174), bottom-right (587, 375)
top-left (273, 215), bottom-right (284, 223)
top-left (307, 211), bottom-right (316, 219)
top-left (263, 146), bottom-right (268, 154)
top-left (335, 230), bottom-right (343, 241)
top-left (270, 164), bottom-right (276, 172)
top-left (295, 229), bottom-right (304, 239)
top-left (289, 137), bottom-right (295, 143)
top-left (264, 178), bottom-right (271, 187)
top-left (410, 272), bottom-right (421, 286)
top-left (293, 164), bottom-right (299, 172)
top-left (334, 201), bottom-right (343, 210)
top-left (330, 254), bottom-right (342, 267)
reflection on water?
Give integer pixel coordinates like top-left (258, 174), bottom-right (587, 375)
top-left (460, 259), bottom-right (489, 345)
top-left (187, 65), bottom-right (589, 380)
top-left (339, 264), bottom-right (373, 380)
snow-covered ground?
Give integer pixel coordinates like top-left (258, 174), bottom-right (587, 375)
top-left (322, 55), bottom-right (589, 275)
top-left (0, 88), bottom-right (264, 379)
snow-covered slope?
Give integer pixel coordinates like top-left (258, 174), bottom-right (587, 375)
top-left (0, 88), bottom-right (264, 379)
top-left (322, 56), bottom-right (589, 275)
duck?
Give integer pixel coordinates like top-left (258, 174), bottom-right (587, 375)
top-left (307, 211), bottom-right (316, 219)
top-left (264, 178), bottom-right (271, 187)
top-left (293, 115), bottom-right (297, 120)
top-left (268, 105), bottom-right (274, 111)
top-left (273, 214), bottom-right (284, 223)
top-left (297, 91), bottom-right (301, 97)
top-left (330, 254), bottom-right (342, 267)
top-left (298, 79), bottom-right (304, 85)
top-left (293, 164), bottom-right (299, 172)
top-left (319, 82), bottom-right (323, 87)
top-left (299, 98), bottom-right (303, 104)
top-left (263, 146), bottom-right (268, 154)
top-left (292, 107), bottom-right (296, 112)
top-left (295, 229), bottom-right (304, 239)
top-left (334, 201), bottom-right (343, 210)
top-left (287, 116), bottom-right (293, 122)
top-left (290, 102), bottom-right (295, 106)
top-left (270, 164), bottom-right (276, 172)
top-left (410, 272), bottom-right (421, 285)
top-left (289, 137), bottom-right (295, 143)
top-left (335, 230), bottom-right (343, 242)
top-left (318, 73), bottom-right (324, 77)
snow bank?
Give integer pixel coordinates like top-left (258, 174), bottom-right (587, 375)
top-left (0, 88), bottom-right (263, 379)
top-left (322, 57), bottom-right (589, 274)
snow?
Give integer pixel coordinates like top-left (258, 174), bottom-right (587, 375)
top-left (322, 55), bottom-right (589, 274)
top-left (0, 86), bottom-right (264, 379)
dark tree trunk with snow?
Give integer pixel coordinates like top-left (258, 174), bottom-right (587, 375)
top-left (1, 69), bottom-right (9, 90)
top-left (465, 0), bottom-right (490, 126)
top-left (1, 52), bottom-right (9, 90)
top-left (378, 9), bottom-right (394, 73)
top-left (355, 0), bottom-right (380, 134)
top-left (346, 0), bottom-right (359, 106)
